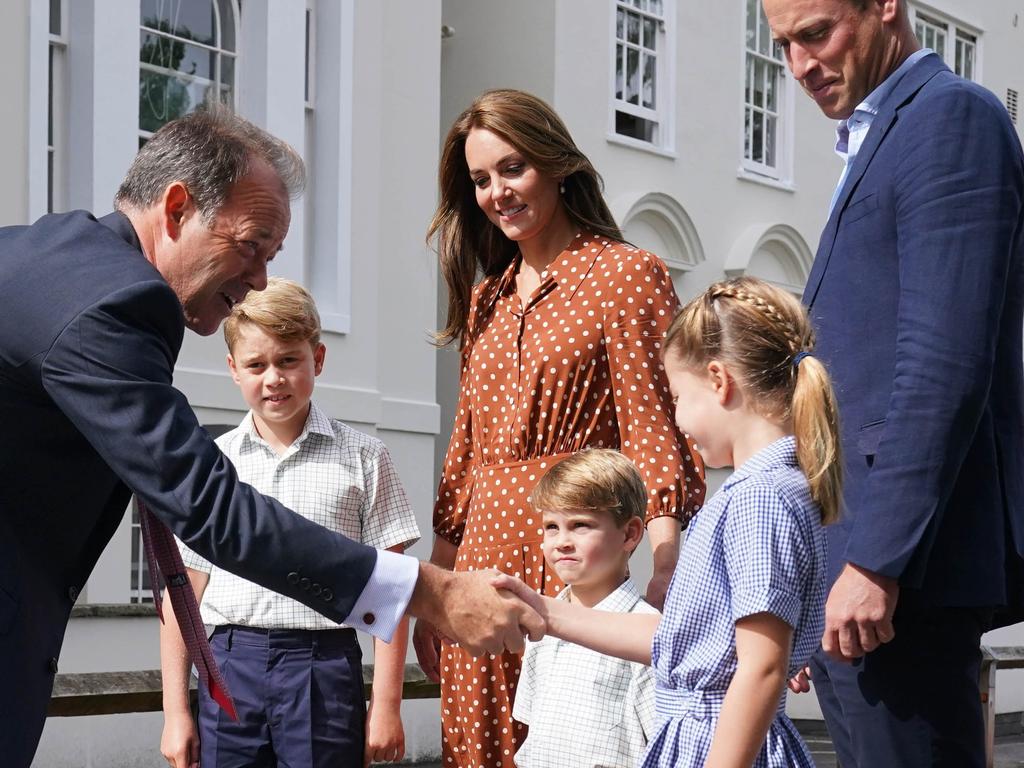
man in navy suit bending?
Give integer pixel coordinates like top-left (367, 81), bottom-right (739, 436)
top-left (764, 0), bottom-right (1024, 765)
top-left (0, 108), bottom-right (542, 768)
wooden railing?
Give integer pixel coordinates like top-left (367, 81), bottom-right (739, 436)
top-left (48, 664), bottom-right (439, 718)
top-left (980, 645), bottom-right (1024, 768)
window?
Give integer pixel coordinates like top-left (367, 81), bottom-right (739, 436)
top-left (912, 8), bottom-right (979, 81)
top-left (139, 0), bottom-right (239, 144)
top-left (611, 0), bottom-right (673, 150)
top-left (48, 0), bottom-right (68, 213)
top-left (128, 499), bottom-right (153, 604)
top-left (741, 0), bottom-right (790, 180)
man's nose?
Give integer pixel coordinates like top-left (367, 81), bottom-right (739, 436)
top-left (788, 44), bottom-right (815, 81)
top-left (246, 260), bottom-right (269, 292)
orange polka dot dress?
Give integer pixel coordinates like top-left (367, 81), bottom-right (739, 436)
top-left (433, 233), bottom-right (706, 768)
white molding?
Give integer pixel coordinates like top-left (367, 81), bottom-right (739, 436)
top-left (27, 0), bottom-right (48, 221)
top-left (173, 368), bottom-right (440, 435)
top-left (724, 222), bottom-right (813, 293)
top-left (736, 167), bottom-right (797, 193)
top-left (618, 190), bottom-right (705, 271)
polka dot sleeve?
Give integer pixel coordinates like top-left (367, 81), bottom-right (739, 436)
top-left (603, 249), bottom-right (705, 526)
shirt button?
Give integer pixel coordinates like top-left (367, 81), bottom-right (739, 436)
top-left (362, 612), bottom-right (375, 626)
top-left (287, 571), bottom-right (300, 585)
top-left (48, 657), bottom-right (59, 674)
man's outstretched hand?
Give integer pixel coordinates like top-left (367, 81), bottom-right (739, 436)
top-left (407, 564), bottom-right (545, 658)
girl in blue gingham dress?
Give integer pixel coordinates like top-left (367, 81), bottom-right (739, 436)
top-left (497, 276), bottom-right (841, 767)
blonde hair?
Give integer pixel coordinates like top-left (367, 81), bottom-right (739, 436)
top-left (427, 89), bottom-right (623, 347)
top-left (531, 449), bottom-right (647, 528)
top-left (223, 277), bottom-right (322, 352)
top-left (664, 277), bottom-right (842, 524)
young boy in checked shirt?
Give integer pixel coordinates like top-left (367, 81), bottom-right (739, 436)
top-left (158, 278), bottom-right (419, 768)
top-left (512, 449), bottom-right (657, 768)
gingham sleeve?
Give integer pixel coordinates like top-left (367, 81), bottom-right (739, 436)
top-left (360, 441), bottom-right (420, 551)
top-left (722, 481), bottom-right (806, 628)
top-left (178, 536), bottom-right (212, 573)
top-left (512, 638), bottom-right (539, 726)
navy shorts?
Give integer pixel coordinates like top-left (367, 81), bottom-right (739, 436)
top-left (198, 625), bottom-right (366, 768)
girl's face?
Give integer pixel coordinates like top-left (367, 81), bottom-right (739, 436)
top-left (464, 127), bottom-right (565, 245)
top-left (664, 351), bottom-right (733, 469)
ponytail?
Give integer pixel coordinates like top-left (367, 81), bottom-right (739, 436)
top-left (792, 355), bottom-right (842, 525)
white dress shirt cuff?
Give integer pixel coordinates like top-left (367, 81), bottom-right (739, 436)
top-left (343, 549), bottom-right (419, 641)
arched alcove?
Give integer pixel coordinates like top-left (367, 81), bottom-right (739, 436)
top-left (724, 223), bottom-right (813, 295)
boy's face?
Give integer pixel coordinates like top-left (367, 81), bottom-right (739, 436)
top-left (541, 507), bottom-right (642, 603)
top-left (227, 324), bottom-right (324, 439)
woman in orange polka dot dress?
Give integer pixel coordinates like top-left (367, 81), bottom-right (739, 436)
top-left (414, 89), bottom-right (706, 768)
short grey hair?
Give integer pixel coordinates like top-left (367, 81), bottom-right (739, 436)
top-left (114, 105), bottom-right (305, 222)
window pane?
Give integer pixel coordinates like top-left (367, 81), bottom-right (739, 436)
top-left (616, 43), bottom-right (625, 100)
top-left (47, 150), bottom-right (54, 214)
top-left (217, 0), bottom-right (236, 51)
top-left (616, 111), bottom-right (655, 142)
top-left (627, 12), bottom-right (640, 45)
top-left (642, 53), bottom-right (656, 109)
top-left (935, 29), bottom-right (945, 59)
top-left (744, 108), bottom-right (752, 160)
top-left (139, 70), bottom-right (210, 133)
top-left (746, 0), bottom-right (756, 50)
top-left (49, 0), bottom-right (61, 35)
top-left (141, 30), bottom-right (218, 81)
top-left (141, 0), bottom-right (217, 46)
top-left (626, 46), bottom-right (640, 104)
top-left (766, 63), bottom-right (777, 112)
top-left (648, 0), bottom-right (663, 15)
top-left (617, 7), bottom-right (625, 40)
top-left (48, 46), bottom-right (54, 146)
top-left (643, 17), bottom-right (657, 51)
top-left (765, 114), bottom-right (777, 168)
top-left (758, 7), bottom-right (771, 56)
top-left (753, 58), bottom-right (765, 108)
top-left (752, 110), bottom-right (764, 164)
top-left (745, 55), bottom-right (753, 106)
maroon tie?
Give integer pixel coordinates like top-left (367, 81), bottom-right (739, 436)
top-left (138, 500), bottom-right (238, 721)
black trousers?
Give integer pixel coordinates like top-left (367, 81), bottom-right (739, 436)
top-left (810, 597), bottom-right (992, 768)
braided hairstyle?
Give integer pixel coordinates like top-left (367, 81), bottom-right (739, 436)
top-left (664, 276), bottom-right (842, 524)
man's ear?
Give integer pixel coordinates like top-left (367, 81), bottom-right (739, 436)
top-left (162, 182), bottom-right (193, 241)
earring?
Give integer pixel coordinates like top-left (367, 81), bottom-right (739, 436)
top-left (559, 183), bottom-right (566, 194)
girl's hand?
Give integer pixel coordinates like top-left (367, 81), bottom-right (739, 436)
top-left (787, 666), bottom-right (812, 693)
top-left (412, 618), bottom-right (443, 682)
top-left (364, 698), bottom-right (405, 766)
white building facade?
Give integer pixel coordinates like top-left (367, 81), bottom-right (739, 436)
top-left (1, 0), bottom-right (1022, 764)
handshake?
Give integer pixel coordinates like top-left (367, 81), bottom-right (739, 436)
top-left (406, 564), bottom-right (545, 681)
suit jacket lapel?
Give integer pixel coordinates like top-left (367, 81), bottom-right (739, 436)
top-left (804, 53), bottom-right (949, 307)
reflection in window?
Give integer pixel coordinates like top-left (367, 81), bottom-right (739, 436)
top-left (139, 0), bottom-right (238, 143)
top-left (613, 0), bottom-right (668, 146)
top-left (743, 0), bottom-right (786, 177)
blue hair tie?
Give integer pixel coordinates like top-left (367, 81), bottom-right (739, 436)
top-left (792, 351), bottom-right (812, 369)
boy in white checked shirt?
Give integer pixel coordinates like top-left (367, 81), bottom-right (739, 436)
top-left (512, 449), bottom-right (657, 768)
top-left (159, 278), bottom-right (419, 768)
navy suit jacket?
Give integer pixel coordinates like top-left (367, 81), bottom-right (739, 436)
top-left (0, 211), bottom-right (379, 766)
top-left (805, 53), bottom-right (1024, 610)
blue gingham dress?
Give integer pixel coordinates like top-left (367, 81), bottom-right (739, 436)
top-left (642, 436), bottom-right (826, 768)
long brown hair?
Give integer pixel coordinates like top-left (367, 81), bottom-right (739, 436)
top-left (664, 277), bottom-right (842, 524)
top-left (427, 89), bottom-right (622, 347)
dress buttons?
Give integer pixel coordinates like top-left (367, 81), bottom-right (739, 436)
top-left (287, 571), bottom-right (300, 585)
top-left (322, 589), bottom-right (334, 602)
top-left (48, 657), bottom-right (59, 674)
top-left (68, 586), bottom-right (79, 602)
top-left (300, 577), bottom-right (311, 591)
top-left (362, 612), bottom-right (375, 626)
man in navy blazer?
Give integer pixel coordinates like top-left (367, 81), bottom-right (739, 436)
top-left (765, 0), bottom-right (1024, 765)
top-left (0, 108), bottom-right (542, 768)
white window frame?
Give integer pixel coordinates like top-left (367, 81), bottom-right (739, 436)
top-left (607, 0), bottom-right (676, 156)
top-left (910, 4), bottom-right (982, 82)
top-left (138, 0), bottom-right (241, 143)
top-left (738, 0), bottom-right (794, 189)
